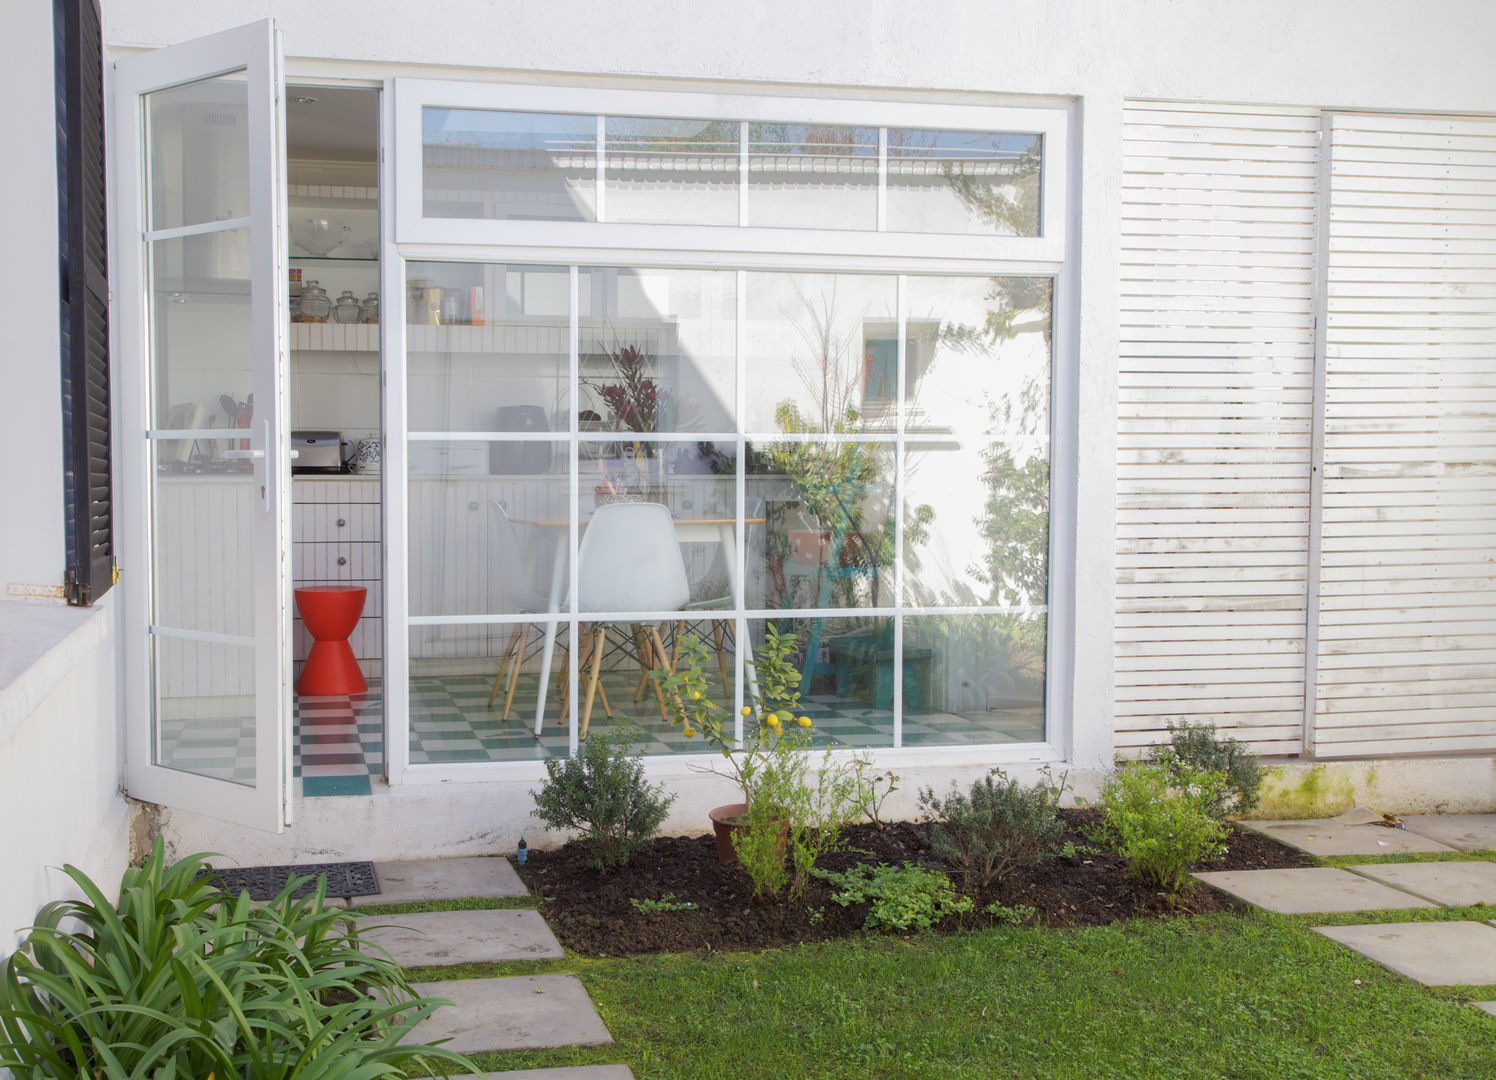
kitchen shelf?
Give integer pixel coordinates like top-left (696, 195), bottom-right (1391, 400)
top-left (291, 254), bottom-right (379, 263)
top-left (291, 322), bottom-right (379, 351)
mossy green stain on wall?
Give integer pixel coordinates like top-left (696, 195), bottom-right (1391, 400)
top-left (1256, 765), bottom-right (1357, 820)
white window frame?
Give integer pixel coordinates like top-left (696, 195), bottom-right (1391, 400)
top-left (381, 79), bottom-right (1077, 785)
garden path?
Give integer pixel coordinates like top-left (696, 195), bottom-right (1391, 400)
top-left (351, 855), bottom-right (631, 1079)
top-left (1199, 814), bottom-right (1496, 1013)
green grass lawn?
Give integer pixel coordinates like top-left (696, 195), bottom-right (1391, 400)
top-left (410, 910), bottom-right (1496, 1080)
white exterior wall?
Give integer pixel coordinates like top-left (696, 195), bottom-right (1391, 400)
top-left (0, 3), bottom-right (132, 947)
top-left (0, 0), bottom-right (67, 592)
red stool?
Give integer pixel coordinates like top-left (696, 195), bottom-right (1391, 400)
top-left (295, 585), bottom-right (368, 695)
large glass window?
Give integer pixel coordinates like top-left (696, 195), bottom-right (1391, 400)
top-left (396, 88), bottom-right (1066, 769)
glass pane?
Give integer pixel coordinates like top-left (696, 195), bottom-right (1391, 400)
top-left (747, 123), bottom-right (877, 230)
top-left (743, 272), bottom-right (898, 433)
top-left (747, 440), bottom-right (895, 611)
top-left (576, 440), bottom-right (738, 614)
top-left (902, 275), bottom-right (1051, 607)
top-left (407, 450), bottom-right (569, 617)
top-left (886, 129), bottom-right (1042, 236)
top-left (153, 636), bottom-right (256, 784)
top-left (580, 267), bottom-right (736, 434)
top-left (406, 262), bottom-right (573, 432)
top-left (422, 108), bottom-right (597, 221)
top-left (150, 445), bottom-right (256, 636)
top-left (903, 614), bottom-right (1046, 744)
top-left (605, 117), bottom-right (739, 226)
top-left (149, 231), bottom-right (252, 424)
top-left (148, 75), bottom-right (249, 231)
top-left (748, 617), bottom-right (892, 748)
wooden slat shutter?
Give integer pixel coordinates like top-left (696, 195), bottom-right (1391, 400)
top-left (1116, 103), bottom-right (1320, 755)
top-left (59, 0), bottom-right (113, 605)
top-left (1312, 113), bottom-right (1496, 757)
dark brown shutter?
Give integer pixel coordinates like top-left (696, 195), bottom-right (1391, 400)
top-left (58, 0), bottom-right (113, 606)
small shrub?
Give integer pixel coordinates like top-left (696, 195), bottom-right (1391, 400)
top-left (916, 766), bottom-right (1067, 892)
top-left (850, 758), bottom-right (899, 829)
top-left (1154, 720), bottom-right (1264, 819)
top-left (816, 863), bottom-right (973, 932)
top-left (981, 901), bottom-right (1037, 926)
top-left (629, 893), bottom-right (698, 914)
top-left (1097, 763), bottom-right (1228, 894)
top-left (530, 727), bottom-right (675, 870)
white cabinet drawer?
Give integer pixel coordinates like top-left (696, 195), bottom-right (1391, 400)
top-left (294, 478), bottom-right (380, 504)
top-left (293, 542), bottom-right (380, 581)
top-left (293, 502), bottom-right (381, 542)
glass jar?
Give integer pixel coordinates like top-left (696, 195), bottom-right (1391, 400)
top-left (359, 292), bottom-right (379, 324)
top-left (298, 281), bottom-right (331, 323)
top-left (333, 289), bottom-right (361, 324)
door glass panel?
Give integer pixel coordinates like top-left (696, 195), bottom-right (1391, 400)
top-left (148, 75), bottom-right (250, 231)
top-left (153, 636), bottom-right (257, 785)
top-left (604, 117), bottom-right (739, 226)
top-left (903, 614), bottom-right (1046, 745)
top-left (143, 73), bottom-right (261, 779)
top-left (422, 108), bottom-right (597, 221)
top-left (747, 123), bottom-right (877, 230)
top-left (149, 230), bottom-right (252, 427)
top-left (886, 129), bottom-right (1042, 236)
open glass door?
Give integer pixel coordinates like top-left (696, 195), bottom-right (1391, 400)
top-left (117, 21), bottom-right (291, 831)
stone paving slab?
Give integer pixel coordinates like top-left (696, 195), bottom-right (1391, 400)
top-left (1195, 867), bottom-right (1437, 914)
top-left (480, 1068), bottom-right (634, 1079)
top-left (402, 975), bottom-right (612, 1053)
top-left (1242, 820), bottom-right (1456, 857)
top-left (359, 908), bottom-right (563, 966)
top-left (1315, 921), bottom-right (1496, 986)
top-left (1349, 861), bottom-right (1496, 908)
top-left (1398, 816), bottom-right (1496, 853)
top-left (358, 857), bottom-right (527, 906)
top-left (1473, 1002), bottom-right (1496, 1019)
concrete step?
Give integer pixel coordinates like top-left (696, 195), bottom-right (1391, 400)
top-left (1195, 867), bottom-right (1437, 914)
top-left (357, 857), bottom-right (527, 906)
top-left (1240, 819), bottom-right (1455, 857)
top-left (479, 1069), bottom-right (634, 1079)
top-left (401, 974), bottom-right (613, 1053)
top-left (1398, 815), bottom-right (1496, 853)
top-left (1316, 921), bottom-right (1496, 986)
top-left (1347, 860), bottom-right (1496, 908)
top-left (360, 908), bottom-right (563, 966)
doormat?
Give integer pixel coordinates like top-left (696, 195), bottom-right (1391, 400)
top-left (207, 861), bottom-right (380, 901)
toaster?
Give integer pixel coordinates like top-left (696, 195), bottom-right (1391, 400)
top-left (290, 430), bottom-right (346, 474)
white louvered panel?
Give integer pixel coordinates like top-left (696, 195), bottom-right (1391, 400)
top-left (1313, 112), bottom-right (1496, 758)
top-left (1117, 102), bottom-right (1319, 753)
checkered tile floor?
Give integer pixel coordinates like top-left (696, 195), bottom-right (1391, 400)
top-left (160, 667), bottom-right (1042, 796)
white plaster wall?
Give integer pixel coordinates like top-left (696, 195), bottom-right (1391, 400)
top-left (0, 599), bottom-right (131, 952)
top-left (0, 0), bottom-right (66, 591)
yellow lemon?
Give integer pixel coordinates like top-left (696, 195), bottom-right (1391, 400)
top-left (797, 716), bottom-right (812, 727)
top-left (741, 706), bottom-right (753, 716)
top-left (766, 715), bottom-right (781, 728)
top-left (683, 727), bottom-right (696, 738)
top-left (691, 690), bottom-right (702, 700)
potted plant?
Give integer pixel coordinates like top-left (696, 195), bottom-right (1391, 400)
top-left (657, 624), bottom-right (813, 861)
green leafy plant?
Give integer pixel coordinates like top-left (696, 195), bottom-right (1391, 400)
top-left (0, 838), bottom-right (470, 1079)
top-left (815, 863), bottom-right (973, 932)
top-left (1153, 720), bottom-right (1264, 820)
top-left (981, 901), bottom-right (1037, 927)
top-left (1096, 763), bottom-right (1229, 894)
top-left (850, 759), bottom-right (899, 829)
top-left (917, 766), bottom-right (1068, 892)
top-left (530, 727), bottom-right (676, 871)
top-left (629, 893), bottom-right (698, 914)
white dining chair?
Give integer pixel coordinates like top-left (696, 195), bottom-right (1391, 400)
top-left (486, 499), bottom-right (568, 720)
top-left (565, 501), bottom-right (692, 737)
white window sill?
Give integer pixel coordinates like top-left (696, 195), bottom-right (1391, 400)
top-left (0, 597), bottom-right (110, 747)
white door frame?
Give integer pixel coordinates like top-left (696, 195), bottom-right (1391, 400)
top-left (115, 19), bottom-right (292, 831)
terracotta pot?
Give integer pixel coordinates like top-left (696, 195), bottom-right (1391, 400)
top-left (709, 803), bottom-right (749, 863)
top-left (708, 803), bottom-right (791, 864)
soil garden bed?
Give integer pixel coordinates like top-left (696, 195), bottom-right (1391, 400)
top-left (516, 808), bottom-right (1316, 957)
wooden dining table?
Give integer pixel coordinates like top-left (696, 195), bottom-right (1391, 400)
top-left (511, 512), bottom-right (765, 735)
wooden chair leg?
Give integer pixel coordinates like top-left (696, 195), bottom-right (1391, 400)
top-left (489, 624), bottom-right (524, 708)
top-left (710, 620), bottom-right (730, 693)
top-left (501, 623), bottom-right (532, 719)
top-left (647, 624), bottom-right (673, 721)
top-left (581, 625), bottom-right (607, 739)
top-left (632, 623), bottom-right (653, 701)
